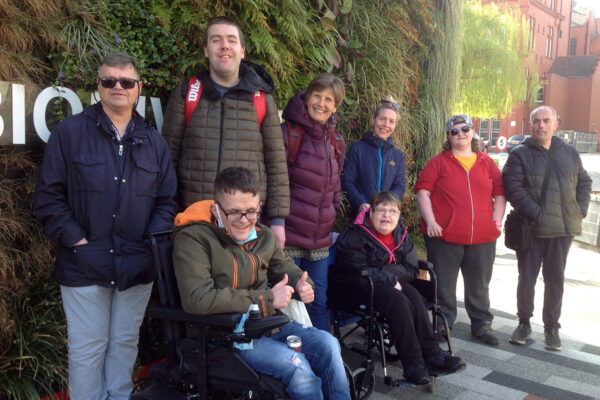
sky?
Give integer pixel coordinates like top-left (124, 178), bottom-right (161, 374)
top-left (574, 0), bottom-right (600, 16)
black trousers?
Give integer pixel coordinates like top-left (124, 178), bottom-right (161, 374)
top-left (424, 237), bottom-right (496, 331)
top-left (373, 283), bottom-right (439, 367)
top-left (516, 236), bottom-right (572, 330)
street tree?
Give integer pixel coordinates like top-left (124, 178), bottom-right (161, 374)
top-left (455, 1), bottom-right (539, 118)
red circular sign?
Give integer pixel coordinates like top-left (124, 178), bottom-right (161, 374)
top-left (496, 135), bottom-right (508, 151)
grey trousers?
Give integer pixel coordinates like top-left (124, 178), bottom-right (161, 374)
top-left (516, 236), bottom-right (572, 330)
top-left (424, 237), bottom-right (496, 331)
top-left (61, 283), bottom-right (153, 400)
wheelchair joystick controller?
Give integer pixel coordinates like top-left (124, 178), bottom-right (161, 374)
top-left (249, 303), bottom-right (261, 320)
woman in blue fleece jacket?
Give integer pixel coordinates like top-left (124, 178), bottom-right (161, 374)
top-left (342, 99), bottom-right (405, 217)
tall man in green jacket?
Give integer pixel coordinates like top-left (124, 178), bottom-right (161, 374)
top-left (502, 105), bottom-right (591, 351)
top-left (162, 16), bottom-right (289, 248)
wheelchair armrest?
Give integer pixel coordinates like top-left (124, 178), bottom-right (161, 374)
top-left (244, 315), bottom-right (290, 339)
top-left (149, 305), bottom-right (290, 339)
top-left (149, 305), bottom-right (242, 330)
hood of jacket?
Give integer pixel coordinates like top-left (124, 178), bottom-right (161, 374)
top-left (361, 130), bottom-right (395, 152)
top-left (197, 59), bottom-right (275, 94)
top-left (282, 90), bottom-right (339, 140)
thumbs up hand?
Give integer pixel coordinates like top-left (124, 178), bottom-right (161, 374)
top-left (296, 271), bottom-right (314, 304)
top-left (272, 274), bottom-right (294, 309)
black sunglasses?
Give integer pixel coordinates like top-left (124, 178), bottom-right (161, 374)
top-left (450, 126), bottom-right (471, 136)
top-left (98, 77), bottom-right (139, 90)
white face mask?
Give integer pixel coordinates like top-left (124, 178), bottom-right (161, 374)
top-left (214, 204), bottom-right (225, 228)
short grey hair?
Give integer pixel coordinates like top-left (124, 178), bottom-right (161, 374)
top-left (97, 53), bottom-right (140, 79)
top-left (529, 105), bottom-right (558, 123)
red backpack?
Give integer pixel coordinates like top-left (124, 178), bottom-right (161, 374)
top-left (184, 76), bottom-right (267, 128)
top-left (285, 121), bottom-right (344, 165)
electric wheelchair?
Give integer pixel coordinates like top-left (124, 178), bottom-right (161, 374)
top-left (328, 260), bottom-right (455, 394)
top-left (131, 231), bottom-right (290, 400)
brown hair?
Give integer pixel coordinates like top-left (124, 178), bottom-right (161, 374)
top-left (214, 167), bottom-right (259, 201)
top-left (202, 16), bottom-right (245, 48)
top-left (442, 134), bottom-right (481, 152)
top-left (369, 190), bottom-right (402, 210)
top-left (305, 73), bottom-right (345, 108)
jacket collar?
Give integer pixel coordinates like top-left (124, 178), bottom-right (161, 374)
top-left (84, 103), bottom-right (147, 140)
top-left (362, 131), bottom-right (394, 151)
top-left (197, 60), bottom-right (275, 95)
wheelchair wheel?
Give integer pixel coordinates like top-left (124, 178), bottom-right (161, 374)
top-left (351, 367), bottom-right (375, 400)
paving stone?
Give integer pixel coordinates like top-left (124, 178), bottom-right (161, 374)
top-left (544, 375), bottom-right (600, 399)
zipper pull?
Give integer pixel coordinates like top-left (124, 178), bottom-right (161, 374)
top-left (119, 144), bottom-right (123, 156)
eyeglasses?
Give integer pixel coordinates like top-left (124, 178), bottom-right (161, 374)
top-left (372, 207), bottom-right (400, 216)
top-left (98, 77), bottom-right (139, 90)
top-left (217, 202), bottom-right (261, 221)
top-left (380, 99), bottom-right (400, 110)
top-left (449, 126), bottom-right (471, 136)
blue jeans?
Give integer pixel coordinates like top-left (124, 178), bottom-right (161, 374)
top-left (235, 321), bottom-right (350, 400)
top-left (60, 283), bottom-right (153, 400)
top-left (293, 257), bottom-right (330, 331)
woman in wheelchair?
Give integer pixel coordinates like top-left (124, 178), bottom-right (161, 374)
top-left (332, 191), bottom-right (464, 384)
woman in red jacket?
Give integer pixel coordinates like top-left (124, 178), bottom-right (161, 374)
top-left (414, 114), bottom-right (506, 346)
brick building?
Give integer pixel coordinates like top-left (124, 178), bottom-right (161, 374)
top-left (476, 0), bottom-right (599, 151)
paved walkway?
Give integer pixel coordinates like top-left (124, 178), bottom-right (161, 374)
top-left (362, 235), bottom-right (600, 399)
top-left (365, 152), bottom-right (600, 399)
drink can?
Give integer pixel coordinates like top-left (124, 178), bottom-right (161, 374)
top-left (286, 335), bottom-right (302, 352)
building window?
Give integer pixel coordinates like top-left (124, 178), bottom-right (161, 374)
top-left (569, 38), bottom-right (577, 56)
top-left (546, 27), bottom-right (553, 58)
top-left (480, 119), bottom-right (489, 141)
top-left (491, 119), bottom-right (501, 146)
top-left (528, 16), bottom-right (535, 51)
top-left (549, 0), bottom-right (555, 10)
top-left (536, 87), bottom-right (544, 103)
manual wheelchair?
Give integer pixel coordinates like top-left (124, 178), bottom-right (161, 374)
top-left (328, 260), bottom-right (455, 395)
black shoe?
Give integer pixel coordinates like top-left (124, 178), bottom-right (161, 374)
top-left (545, 327), bottom-right (561, 351)
top-left (403, 364), bottom-right (431, 385)
top-left (425, 352), bottom-right (465, 372)
top-left (472, 323), bottom-right (499, 346)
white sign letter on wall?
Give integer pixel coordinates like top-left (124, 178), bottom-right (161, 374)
top-left (0, 91), bottom-right (4, 138)
top-left (34, 86), bottom-right (83, 143)
top-left (12, 84), bottom-right (26, 144)
top-left (151, 97), bottom-right (163, 133)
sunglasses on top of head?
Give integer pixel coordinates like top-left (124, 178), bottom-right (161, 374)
top-left (98, 77), bottom-right (139, 90)
top-left (449, 125), bottom-right (471, 136)
top-left (380, 99), bottom-right (401, 110)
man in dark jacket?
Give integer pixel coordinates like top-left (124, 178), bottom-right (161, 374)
top-left (34, 53), bottom-right (177, 400)
top-left (503, 105), bottom-right (591, 351)
top-left (162, 16), bottom-right (289, 248)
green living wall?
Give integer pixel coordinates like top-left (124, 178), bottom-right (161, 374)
top-left (0, 0), bottom-right (461, 398)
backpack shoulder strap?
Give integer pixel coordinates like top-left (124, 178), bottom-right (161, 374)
top-left (331, 131), bottom-right (343, 157)
top-left (286, 121), bottom-right (302, 165)
top-left (252, 90), bottom-right (267, 130)
top-left (185, 77), bottom-right (203, 126)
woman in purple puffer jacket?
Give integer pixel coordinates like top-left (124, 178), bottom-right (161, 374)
top-left (280, 73), bottom-right (346, 330)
